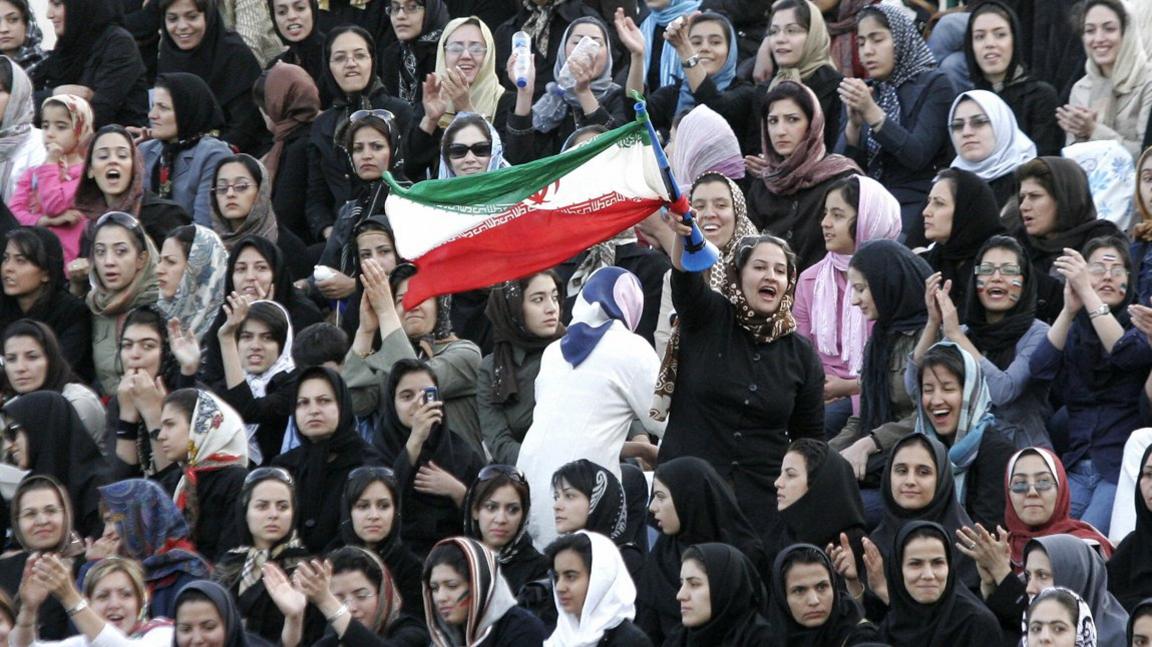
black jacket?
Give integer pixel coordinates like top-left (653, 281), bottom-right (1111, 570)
top-left (494, 0), bottom-right (603, 98)
top-left (503, 85), bottom-right (629, 164)
top-left (555, 243), bottom-right (671, 346)
top-left (312, 613), bottom-right (429, 647)
top-left (156, 463), bottom-right (246, 561)
top-left (306, 88), bottom-right (413, 240)
top-left (34, 24), bottom-right (148, 128)
top-left (746, 169), bottom-right (858, 273)
top-left (600, 620), bottom-right (652, 646)
top-left (216, 369), bottom-right (298, 466)
top-left (401, 92), bottom-right (515, 182)
top-left (645, 77), bottom-right (761, 155)
top-left (0, 288), bottom-right (92, 381)
top-left (270, 124), bottom-right (316, 244)
top-left (993, 77), bottom-right (1062, 157)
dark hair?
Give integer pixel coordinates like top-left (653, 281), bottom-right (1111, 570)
top-left (1014, 158), bottom-right (1055, 196)
top-left (240, 469), bottom-right (296, 542)
top-left (964, 2), bottom-right (1023, 85)
top-left (342, 468), bottom-right (400, 538)
top-left (544, 532), bottom-right (593, 575)
top-left (120, 305), bottom-right (178, 382)
top-left (387, 357), bottom-right (438, 397)
top-left (550, 460), bottom-right (594, 493)
top-left (778, 544), bottom-right (832, 583)
top-left (768, 0), bottom-right (812, 30)
top-left (422, 542), bottom-right (469, 583)
top-left (2, 320), bottom-right (77, 393)
top-left (292, 322), bottom-right (348, 368)
top-left (162, 388), bottom-right (200, 422)
top-left (441, 113), bottom-right (492, 162)
top-left (4, 227), bottom-right (65, 295)
top-left (329, 546), bottom-right (384, 590)
top-left (1026, 587), bottom-right (1080, 625)
top-left (891, 435), bottom-right (938, 475)
top-left (238, 301), bottom-right (290, 354)
top-left (91, 213), bottom-right (148, 256)
top-left (0, 57), bottom-right (11, 94)
top-left (761, 79), bottom-right (817, 124)
top-left (214, 154), bottom-right (264, 189)
top-left (824, 176), bottom-right (861, 240)
top-left (166, 225), bottom-right (197, 261)
top-left (734, 233), bottom-right (796, 276)
top-left (681, 545), bottom-right (709, 570)
top-left (691, 171), bottom-right (735, 201)
top-left (345, 114), bottom-right (398, 153)
top-left (785, 438), bottom-right (828, 481)
top-left (857, 5), bottom-right (892, 31)
top-left (976, 234), bottom-right (1025, 267)
top-left (902, 524), bottom-right (949, 555)
top-left (1077, 0), bottom-right (1128, 34)
top-left (173, 587), bottom-right (215, 612)
top-left (326, 25), bottom-right (376, 65)
top-left (688, 11), bottom-right (731, 48)
top-left (252, 70), bottom-right (269, 112)
top-left (919, 344), bottom-right (965, 391)
top-left (933, 168), bottom-right (961, 196)
top-left (468, 470), bottom-right (529, 518)
top-left (1081, 234), bottom-right (1132, 271)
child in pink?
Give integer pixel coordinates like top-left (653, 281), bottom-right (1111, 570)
top-left (9, 94), bottom-right (93, 263)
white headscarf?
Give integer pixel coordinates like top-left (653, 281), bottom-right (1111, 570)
top-left (545, 531), bottom-right (636, 647)
top-left (0, 56), bottom-right (38, 199)
top-left (242, 300), bottom-right (295, 463)
top-left (948, 90), bottom-right (1037, 181)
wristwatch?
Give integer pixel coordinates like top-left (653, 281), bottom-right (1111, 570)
top-left (1088, 304), bottom-right (1110, 319)
top-left (680, 54), bottom-right (701, 69)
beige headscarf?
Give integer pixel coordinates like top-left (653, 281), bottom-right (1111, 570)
top-left (772, 0), bottom-right (836, 83)
top-left (86, 215), bottom-right (159, 317)
top-left (434, 17), bottom-right (505, 128)
top-left (1081, 2), bottom-right (1152, 125)
top-left (211, 154), bottom-right (280, 249)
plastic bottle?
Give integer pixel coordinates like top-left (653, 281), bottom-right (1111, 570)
top-left (554, 36), bottom-right (601, 93)
top-left (512, 31), bottom-right (531, 88)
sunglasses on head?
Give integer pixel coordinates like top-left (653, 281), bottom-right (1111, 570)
top-left (446, 142), bottom-right (492, 160)
top-left (348, 466), bottom-right (397, 482)
top-left (477, 464), bottom-right (526, 484)
top-left (245, 466), bottom-right (294, 487)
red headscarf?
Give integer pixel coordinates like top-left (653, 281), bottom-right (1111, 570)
top-left (1004, 447), bottom-right (1113, 568)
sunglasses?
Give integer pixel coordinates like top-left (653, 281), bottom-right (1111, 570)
top-left (245, 466), bottom-right (294, 487)
top-left (446, 142), bottom-right (492, 160)
top-left (1008, 479), bottom-right (1056, 494)
top-left (349, 109), bottom-right (396, 125)
top-left (477, 464), bottom-right (526, 484)
top-left (95, 211), bottom-right (147, 248)
top-left (348, 466), bottom-right (396, 481)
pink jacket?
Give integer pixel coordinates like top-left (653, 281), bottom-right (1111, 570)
top-left (9, 162), bottom-right (86, 263)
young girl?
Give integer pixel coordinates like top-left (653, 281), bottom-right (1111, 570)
top-left (10, 94), bottom-right (92, 263)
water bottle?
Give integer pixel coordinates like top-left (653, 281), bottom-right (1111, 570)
top-left (512, 31), bottom-right (532, 88)
top-left (554, 36), bottom-right (601, 93)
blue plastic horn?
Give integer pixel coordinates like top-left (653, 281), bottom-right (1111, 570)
top-left (679, 211), bottom-right (720, 272)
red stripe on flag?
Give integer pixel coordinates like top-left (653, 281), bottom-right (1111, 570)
top-left (402, 197), bottom-right (665, 308)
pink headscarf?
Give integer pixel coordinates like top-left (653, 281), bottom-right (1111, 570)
top-left (669, 105), bottom-right (745, 194)
top-left (809, 176), bottom-right (901, 375)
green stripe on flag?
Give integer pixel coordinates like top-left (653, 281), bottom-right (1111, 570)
top-left (382, 117), bottom-right (652, 209)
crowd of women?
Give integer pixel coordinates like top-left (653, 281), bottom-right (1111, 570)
top-left (3, 0), bottom-right (1152, 645)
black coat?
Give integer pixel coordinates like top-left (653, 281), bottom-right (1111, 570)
top-left (646, 77), bottom-right (761, 154)
top-left (751, 64), bottom-right (844, 155)
top-left (306, 88), bottom-right (413, 240)
top-left (272, 437), bottom-right (372, 555)
top-left (156, 463), bottom-right (246, 561)
top-left (478, 606), bottom-right (547, 647)
top-left (555, 243), bottom-right (671, 346)
top-left (657, 270), bottom-right (825, 534)
top-left (216, 369), bottom-right (298, 466)
top-left (0, 288), bottom-right (92, 381)
top-left (746, 170), bottom-right (857, 273)
top-left (311, 613), bottom-right (429, 647)
top-left (316, 1), bottom-right (389, 46)
top-left (401, 92), bottom-right (515, 182)
top-left (34, 24), bottom-right (148, 128)
top-left (493, 0), bottom-right (603, 98)
top-left (601, 620), bottom-right (652, 646)
top-left (962, 427), bottom-right (1016, 532)
top-left (0, 553), bottom-right (74, 639)
top-left (269, 125), bottom-right (315, 244)
top-left (993, 77), bottom-right (1062, 157)
top-left (503, 85), bottom-right (629, 164)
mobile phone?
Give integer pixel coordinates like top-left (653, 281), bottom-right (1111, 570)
top-left (422, 386), bottom-right (439, 404)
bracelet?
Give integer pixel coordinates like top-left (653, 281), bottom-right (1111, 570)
top-left (66, 599), bottom-right (88, 617)
top-left (355, 347), bottom-right (376, 359)
top-left (325, 604), bottom-right (348, 623)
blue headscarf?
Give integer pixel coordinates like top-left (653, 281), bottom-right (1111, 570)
top-left (675, 13), bottom-right (739, 113)
top-left (639, 0), bottom-right (701, 88)
top-left (560, 266), bottom-right (644, 367)
top-left (913, 341), bottom-right (995, 503)
top-left (100, 479), bottom-right (211, 584)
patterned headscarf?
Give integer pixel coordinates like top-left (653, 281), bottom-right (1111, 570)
top-left (858, 4), bottom-right (936, 177)
top-left (99, 479), bottom-right (211, 584)
top-left (651, 173), bottom-right (759, 420)
top-left (39, 94), bottom-right (93, 181)
top-left (718, 235), bottom-right (799, 344)
top-left (157, 225), bottom-right (228, 341)
top-left (552, 459), bottom-right (628, 542)
top-left (210, 154), bottom-right (280, 248)
top-left (758, 81), bottom-right (861, 196)
top-left (436, 112), bottom-right (510, 179)
top-left (424, 537), bottom-right (518, 647)
top-left (397, 0), bottom-right (449, 104)
top-left (216, 468), bottom-right (304, 597)
top-left (174, 390), bottom-right (249, 532)
top-left (433, 18), bottom-right (504, 128)
top-left (519, 0), bottom-right (557, 53)
top-left (1022, 587), bottom-right (1098, 647)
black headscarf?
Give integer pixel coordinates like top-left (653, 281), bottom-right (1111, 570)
top-left (1128, 599), bottom-right (1152, 644)
top-left (267, 0), bottom-right (326, 90)
top-left (850, 240), bottom-right (931, 431)
top-left (964, 235), bottom-right (1038, 369)
top-left (881, 521), bottom-right (1000, 645)
top-left (35, 0), bottom-right (121, 86)
top-left (0, 227), bottom-right (67, 323)
top-left (484, 273), bottom-right (566, 404)
top-left (963, 1), bottom-right (1027, 90)
top-left (551, 459), bottom-right (628, 543)
top-left (288, 366), bottom-right (365, 546)
top-left (769, 544), bottom-right (863, 647)
top-left (1014, 157), bottom-right (1119, 259)
top-left (778, 445), bottom-right (866, 549)
top-left (157, 0), bottom-right (262, 108)
top-left (172, 580), bottom-right (259, 647)
top-left (923, 169), bottom-right (1005, 320)
top-left (670, 543), bottom-right (771, 647)
top-left (641, 457), bottom-right (768, 628)
top-left (224, 236), bottom-right (306, 316)
top-left (1109, 444), bottom-right (1152, 611)
top-left (150, 73), bottom-right (225, 199)
top-left (870, 433), bottom-right (978, 589)
top-left (4, 391), bottom-right (107, 538)
top-left (395, 0), bottom-right (449, 104)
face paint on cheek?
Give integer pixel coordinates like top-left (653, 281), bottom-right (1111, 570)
top-left (1119, 282), bottom-right (1129, 293)
top-left (975, 278), bottom-right (987, 292)
top-left (1010, 279), bottom-right (1023, 287)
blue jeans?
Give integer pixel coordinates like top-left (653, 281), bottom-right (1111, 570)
top-left (824, 397), bottom-right (854, 441)
top-left (1067, 460), bottom-right (1118, 535)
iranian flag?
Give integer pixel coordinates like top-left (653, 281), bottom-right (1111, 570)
top-left (384, 117), bottom-right (674, 308)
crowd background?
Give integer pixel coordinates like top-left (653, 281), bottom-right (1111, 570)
top-left (2, 0), bottom-right (1152, 645)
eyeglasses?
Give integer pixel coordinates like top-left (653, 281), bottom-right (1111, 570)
top-left (1087, 264), bottom-right (1128, 278)
top-left (973, 263), bottom-right (1022, 277)
top-left (446, 142), bottom-right (492, 159)
top-left (350, 109), bottom-right (396, 125)
top-left (349, 466), bottom-right (396, 482)
top-left (1, 415), bottom-right (21, 441)
top-left (949, 116), bottom-right (992, 132)
top-left (245, 466), bottom-right (294, 487)
top-left (477, 464), bottom-right (526, 484)
top-left (1008, 478), bottom-right (1057, 494)
top-left (444, 43), bottom-right (487, 58)
top-left (385, 1), bottom-right (423, 14)
top-left (214, 181), bottom-right (254, 195)
top-left (334, 589), bottom-right (377, 604)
